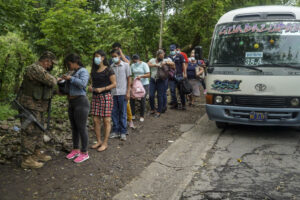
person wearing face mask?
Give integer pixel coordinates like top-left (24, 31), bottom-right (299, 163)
top-left (59, 53), bottom-right (90, 163)
top-left (168, 44), bottom-right (187, 110)
top-left (189, 50), bottom-right (207, 95)
top-left (109, 49), bottom-right (132, 141)
top-left (130, 54), bottom-right (150, 122)
top-left (17, 51), bottom-right (58, 169)
top-left (109, 42), bottom-right (135, 129)
top-left (148, 50), bottom-right (175, 117)
top-left (187, 55), bottom-right (204, 106)
top-left (88, 50), bottom-right (116, 152)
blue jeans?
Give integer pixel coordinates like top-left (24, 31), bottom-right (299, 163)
top-left (163, 80), bottom-right (168, 110)
top-left (149, 78), bottom-right (168, 113)
top-left (112, 95), bottom-right (127, 135)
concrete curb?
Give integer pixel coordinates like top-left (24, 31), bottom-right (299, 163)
top-left (113, 114), bottom-right (221, 200)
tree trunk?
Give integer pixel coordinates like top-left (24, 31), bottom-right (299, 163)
top-left (159, 0), bottom-right (165, 48)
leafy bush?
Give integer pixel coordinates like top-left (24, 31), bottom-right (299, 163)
top-left (0, 104), bottom-right (18, 121)
top-left (0, 32), bottom-right (36, 101)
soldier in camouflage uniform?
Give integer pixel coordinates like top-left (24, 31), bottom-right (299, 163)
top-left (17, 51), bottom-right (57, 169)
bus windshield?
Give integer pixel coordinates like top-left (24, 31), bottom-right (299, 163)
top-left (210, 22), bottom-right (300, 67)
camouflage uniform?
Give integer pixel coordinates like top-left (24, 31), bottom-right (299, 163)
top-left (18, 60), bottom-right (57, 156)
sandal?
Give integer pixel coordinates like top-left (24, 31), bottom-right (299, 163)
top-left (91, 142), bottom-right (102, 149)
top-left (97, 145), bottom-right (108, 152)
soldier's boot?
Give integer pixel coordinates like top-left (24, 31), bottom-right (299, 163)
top-left (33, 150), bottom-right (52, 162)
top-left (21, 156), bottom-right (44, 169)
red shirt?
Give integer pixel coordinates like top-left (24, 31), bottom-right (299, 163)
top-left (180, 52), bottom-right (189, 63)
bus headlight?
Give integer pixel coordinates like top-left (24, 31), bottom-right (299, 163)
top-left (224, 96), bottom-right (232, 104)
top-left (215, 96), bottom-right (223, 104)
top-left (291, 98), bottom-right (299, 107)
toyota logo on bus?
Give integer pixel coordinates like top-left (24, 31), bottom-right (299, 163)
top-left (255, 84), bottom-right (267, 91)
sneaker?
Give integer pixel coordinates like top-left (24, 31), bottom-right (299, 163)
top-left (132, 115), bottom-right (136, 120)
top-left (66, 150), bottom-right (80, 160)
top-left (140, 117), bottom-right (144, 122)
top-left (170, 104), bottom-right (178, 109)
top-left (129, 121), bottom-right (135, 129)
top-left (73, 152), bottom-right (89, 163)
top-left (109, 132), bottom-right (120, 139)
top-left (154, 113), bottom-right (161, 118)
top-left (162, 107), bottom-right (167, 113)
top-left (204, 89), bottom-right (207, 95)
top-left (181, 106), bottom-right (186, 110)
top-left (120, 134), bottom-right (127, 141)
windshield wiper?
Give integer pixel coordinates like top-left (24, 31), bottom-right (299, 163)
top-left (213, 62), bottom-right (263, 72)
top-left (257, 63), bottom-right (300, 70)
top-left (239, 65), bottom-right (263, 72)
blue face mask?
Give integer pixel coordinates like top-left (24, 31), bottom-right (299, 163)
top-left (94, 57), bottom-right (101, 65)
top-left (176, 50), bottom-right (181, 54)
top-left (170, 51), bottom-right (176, 55)
top-left (112, 57), bottom-right (119, 64)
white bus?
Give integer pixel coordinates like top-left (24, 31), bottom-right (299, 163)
top-left (205, 6), bottom-right (300, 128)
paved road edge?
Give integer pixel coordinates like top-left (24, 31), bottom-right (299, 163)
top-left (113, 114), bottom-right (221, 200)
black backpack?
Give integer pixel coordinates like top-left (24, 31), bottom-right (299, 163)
top-left (180, 79), bottom-right (193, 94)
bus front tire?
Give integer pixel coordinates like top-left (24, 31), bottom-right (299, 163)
top-left (215, 121), bottom-right (228, 129)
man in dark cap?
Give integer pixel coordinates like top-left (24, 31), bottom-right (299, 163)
top-left (168, 44), bottom-right (187, 110)
top-left (17, 51), bottom-right (58, 168)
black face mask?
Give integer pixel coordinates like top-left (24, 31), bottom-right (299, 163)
top-left (157, 58), bottom-right (163, 62)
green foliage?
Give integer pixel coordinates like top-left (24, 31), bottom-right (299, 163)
top-left (0, 0), bottom-right (295, 107)
top-left (0, 32), bottom-right (36, 100)
top-left (165, 0), bottom-right (230, 57)
top-left (37, 0), bottom-right (98, 59)
top-left (0, 104), bottom-right (18, 121)
top-left (51, 95), bottom-right (68, 119)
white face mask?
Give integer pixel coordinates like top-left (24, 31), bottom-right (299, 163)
top-left (190, 57), bottom-right (195, 61)
top-left (94, 56), bottom-right (102, 65)
top-left (112, 57), bottom-right (119, 63)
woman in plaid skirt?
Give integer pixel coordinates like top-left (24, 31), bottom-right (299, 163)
top-left (88, 50), bottom-right (116, 152)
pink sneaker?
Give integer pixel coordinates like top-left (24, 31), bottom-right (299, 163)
top-left (73, 152), bottom-right (89, 163)
top-left (66, 150), bottom-right (80, 160)
top-left (129, 120), bottom-right (135, 129)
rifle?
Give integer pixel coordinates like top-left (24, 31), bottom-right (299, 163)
top-left (47, 98), bottom-right (52, 130)
top-left (13, 99), bottom-right (46, 132)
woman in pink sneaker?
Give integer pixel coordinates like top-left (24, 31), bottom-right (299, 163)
top-left (59, 53), bottom-right (90, 163)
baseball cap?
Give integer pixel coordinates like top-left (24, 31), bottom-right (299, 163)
top-left (39, 51), bottom-right (58, 65)
top-left (169, 44), bottom-right (176, 51)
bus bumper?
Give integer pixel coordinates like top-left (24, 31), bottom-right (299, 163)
top-left (206, 105), bottom-right (300, 126)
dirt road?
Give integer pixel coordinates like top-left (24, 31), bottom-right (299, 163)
top-left (0, 99), bottom-right (205, 200)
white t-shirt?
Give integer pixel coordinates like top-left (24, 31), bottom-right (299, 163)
top-left (148, 58), bottom-right (172, 79)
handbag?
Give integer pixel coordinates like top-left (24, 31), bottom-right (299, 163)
top-left (57, 70), bottom-right (75, 95)
top-left (156, 64), bottom-right (169, 80)
top-left (57, 80), bottom-right (70, 95)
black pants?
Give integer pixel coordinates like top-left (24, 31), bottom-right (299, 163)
top-left (68, 96), bottom-right (90, 152)
top-left (130, 84), bottom-right (148, 117)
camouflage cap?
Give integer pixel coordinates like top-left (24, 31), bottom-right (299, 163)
top-left (39, 51), bottom-right (58, 65)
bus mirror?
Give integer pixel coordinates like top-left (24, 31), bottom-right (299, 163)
top-left (195, 46), bottom-right (203, 60)
top-left (207, 67), bottom-right (214, 73)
